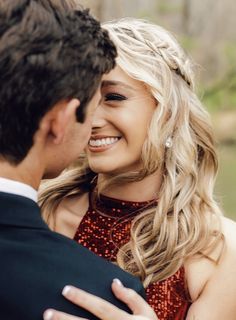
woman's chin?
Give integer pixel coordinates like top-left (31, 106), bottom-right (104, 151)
top-left (88, 164), bottom-right (117, 175)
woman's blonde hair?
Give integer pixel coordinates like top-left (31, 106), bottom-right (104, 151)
top-left (39, 18), bottom-right (223, 287)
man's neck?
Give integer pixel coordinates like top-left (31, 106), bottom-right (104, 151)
top-left (0, 160), bottom-right (42, 191)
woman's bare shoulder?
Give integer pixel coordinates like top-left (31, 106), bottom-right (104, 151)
top-left (185, 216), bottom-right (236, 298)
top-left (219, 216), bottom-right (236, 264)
top-left (221, 216), bottom-right (236, 243)
top-left (185, 216), bottom-right (236, 319)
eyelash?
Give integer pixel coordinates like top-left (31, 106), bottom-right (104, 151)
top-left (104, 93), bottom-right (127, 102)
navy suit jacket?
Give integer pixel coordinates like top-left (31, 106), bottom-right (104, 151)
top-left (0, 192), bottom-right (145, 320)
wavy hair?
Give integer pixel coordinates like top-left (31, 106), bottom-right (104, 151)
top-left (39, 18), bottom-right (223, 287)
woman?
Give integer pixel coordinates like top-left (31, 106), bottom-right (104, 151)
top-left (40, 18), bottom-right (236, 320)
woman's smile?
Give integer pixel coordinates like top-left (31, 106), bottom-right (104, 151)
top-left (88, 136), bottom-right (121, 152)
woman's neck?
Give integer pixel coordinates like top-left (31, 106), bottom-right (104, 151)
top-left (97, 170), bottom-right (162, 202)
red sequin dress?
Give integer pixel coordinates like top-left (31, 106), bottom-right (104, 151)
top-left (73, 192), bottom-right (191, 320)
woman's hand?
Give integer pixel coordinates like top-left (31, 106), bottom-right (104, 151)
top-left (43, 279), bottom-right (158, 320)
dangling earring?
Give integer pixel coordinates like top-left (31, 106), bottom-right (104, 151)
top-left (165, 137), bottom-right (173, 148)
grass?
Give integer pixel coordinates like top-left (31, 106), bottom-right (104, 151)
top-left (216, 144), bottom-right (236, 221)
top-left (203, 89), bottom-right (236, 113)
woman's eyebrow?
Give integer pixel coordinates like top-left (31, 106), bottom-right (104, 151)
top-left (101, 80), bottom-right (135, 91)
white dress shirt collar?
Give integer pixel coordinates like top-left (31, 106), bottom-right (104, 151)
top-left (0, 177), bottom-right (38, 202)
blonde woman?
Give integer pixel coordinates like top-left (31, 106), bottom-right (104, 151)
top-left (41, 18), bottom-right (236, 320)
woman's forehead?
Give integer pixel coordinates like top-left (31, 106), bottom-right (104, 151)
top-left (102, 66), bottom-right (147, 92)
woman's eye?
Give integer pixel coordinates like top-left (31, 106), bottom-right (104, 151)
top-left (104, 93), bottom-right (127, 101)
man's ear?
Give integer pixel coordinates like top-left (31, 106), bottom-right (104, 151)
top-left (51, 98), bottom-right (80, 144)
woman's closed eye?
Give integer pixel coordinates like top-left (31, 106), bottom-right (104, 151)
top-left (104, 93), bottom-right (127, 102)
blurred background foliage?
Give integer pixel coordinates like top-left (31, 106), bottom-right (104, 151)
top-left (79, 0), bottom-right (236, 220)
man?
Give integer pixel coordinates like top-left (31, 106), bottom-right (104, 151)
top-left (0, 1), bottom-right (145, 319)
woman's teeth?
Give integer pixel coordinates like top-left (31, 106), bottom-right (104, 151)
top-left (89, 137), bottom-right (119, 147)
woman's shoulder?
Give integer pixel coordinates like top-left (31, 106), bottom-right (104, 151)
top-left (219, 216), bottom-right (236, 265)
top-left (185, 215), bottom-right (236, 303)
top-left (185, 216), bottom-right (236, 318)
top-left (215, 216), bottom-right (236, 267)
top-left (208, 216), bottom-right (236, 263)
top-left (221, 216), bottom-right (236, 243)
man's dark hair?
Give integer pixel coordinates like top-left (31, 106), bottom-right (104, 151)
top-left (0, 0), bottom-right (117, 164)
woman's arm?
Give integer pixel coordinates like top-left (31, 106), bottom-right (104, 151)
top-left (43, 279), bottom-right (158, 320)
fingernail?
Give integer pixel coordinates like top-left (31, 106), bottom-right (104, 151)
top-left (43, 309), bottom-right (54, 320)
top-left (62, 285), bottom-right (72, 297)
top-left (113, 278), bottom-right (123, 287)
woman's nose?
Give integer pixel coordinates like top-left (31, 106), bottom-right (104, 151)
top-left (91, 103), bottom-right (107, 130)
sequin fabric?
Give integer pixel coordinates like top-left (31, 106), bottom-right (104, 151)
top-left (74, 192), bottom-right (191, 320)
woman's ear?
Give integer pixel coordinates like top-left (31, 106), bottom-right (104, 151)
top-left (50, 98), bottom-right (80, 145)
